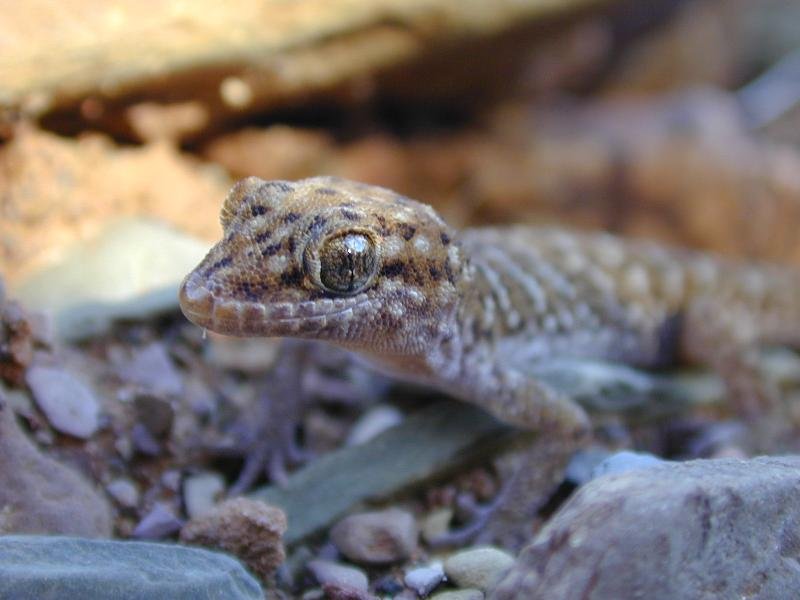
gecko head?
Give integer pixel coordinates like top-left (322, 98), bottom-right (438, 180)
top-left (180, 176), bottom-right (465, 354)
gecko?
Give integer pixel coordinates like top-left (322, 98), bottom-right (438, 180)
top-left (179, 176), bottom-right (800, 593)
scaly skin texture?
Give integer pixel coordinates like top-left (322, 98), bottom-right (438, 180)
top-left (180, 176), bottom-right (800, 591)
top-left (180, 176), bottom-right (800, 421)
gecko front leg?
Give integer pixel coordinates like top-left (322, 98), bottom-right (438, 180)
top-left (434, 361), bottom-right (591, 547)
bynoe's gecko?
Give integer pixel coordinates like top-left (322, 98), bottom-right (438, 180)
top-left (179, 176), bottom-right (800, 593)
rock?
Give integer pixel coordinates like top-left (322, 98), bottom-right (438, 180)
top-left (0, 398), bottom-right (111, 537)
top-left (589, 450), bottom-right (667, 480)
top-left (25, 365), bottom-right (101, 439)
top-left (133, 393), bottom-right (175, 438)
top-left (346, 404), bottom-right (404, 446)
top-left (15, 218), bottom-right (212, 340)
top-left (120, 343), bottom-right (183, 397)
top-left (492, 456), bottom-right (800, 599)
top-left (180, 497), bottom-right (286, 582)
top-left (307, 559), bottom-right (369, 592)
top-left (0, 535), bottom-right (262, 599)
top-left (330, 509), bottom-right (418, 565)
top-left (430, 590), bottom-right (484, 600)
top-left (132, 502), bottom-right (183, 539)
top-left (106, 478), bottom-right (140, 509)
top-left (443, 547), bottom-right (514, 592)
top-left (404, 563), bottom-right (445, 597)
top-left (183, 471), bottom-right (226, 519)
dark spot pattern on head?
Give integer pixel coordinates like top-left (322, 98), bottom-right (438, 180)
top-left (255, 231), bottom-right (271, 244)
top-left (374, 214), bottom-right (389, 235)
top-left (380, 261), bottom-right (406, 278)
top-left (444, 261), bottom-right (455, 284)
top-left (261, 242), bottom-right (282, 256)
top-left (204, 256), bottom-right (232, 276)
top-left (237, 280), bottom-right (261, 302)
top-left (428, 264), bottom-right (441, 280)
top-left (440, 232), bottom-right (451, 246)
top-left (287, 236), bottom-right (297, 254)
top-left (262, 181), bottom-right (293, 193)
top-left (251, 204), bottom-right (269, 217)
top-left (309, 215), bottom-right (327, 235)
top-left (340, 209), bottom-right (360, 221)
top-left (280, 268), bottom-right (304, 287)
top-left (283, 212), bottom-right (301, 224)
top-left (397, 223), bottom-right (416, 241)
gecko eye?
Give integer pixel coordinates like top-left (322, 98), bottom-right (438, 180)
top-left (316, 232), bottom-right (377, 294)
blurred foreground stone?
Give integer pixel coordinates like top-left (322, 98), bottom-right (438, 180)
top-left (492, 456), bottom-right (800, 599)
top-left (0, 396), bottom-right (111, 537)
top-left (0, 536), bottom-right (263, 600)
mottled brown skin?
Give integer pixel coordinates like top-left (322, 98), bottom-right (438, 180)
top-left (181, 176), bottom-right (800, 424)
top-left (180, 176), bottom-right (800, 594)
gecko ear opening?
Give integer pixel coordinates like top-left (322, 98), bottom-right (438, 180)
top-left (219, 177), bottom-right (294, 230)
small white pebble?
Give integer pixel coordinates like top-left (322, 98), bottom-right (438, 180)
top-left (183, 471), bottom-right (225, 519)
top-left (590, 451), bottom-right (667, 480)
top-left (404, 563), bottom-right (445, 596)
top-left (106, 478), bottom-right (139, 509)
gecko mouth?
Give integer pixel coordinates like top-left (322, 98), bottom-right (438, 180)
top-left (179, 272), bottom-right (371, 337)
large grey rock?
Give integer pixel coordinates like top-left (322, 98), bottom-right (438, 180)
top-left (0, 535), bottom-right (263, 599)
top-left (492, 456), bottom-right (800, 599)
top-left (0, 398), bottom-right (111, 537)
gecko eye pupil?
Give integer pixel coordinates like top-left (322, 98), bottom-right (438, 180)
top-left (318, 233), bottom-right (377, 294)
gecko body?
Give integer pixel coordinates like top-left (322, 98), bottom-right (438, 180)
top-left (180, 176), bottom-right (800, 595)
top-left (181, 176), bottom-right (800, 428)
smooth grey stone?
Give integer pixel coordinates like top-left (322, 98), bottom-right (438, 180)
top-left (331, 508), bottom-right (418, 565)
top-left (444, 547), bottom-right (514, 592)
top-left (492, 456), bottom-right (800, 599)
top-left (25, 365), bottom-right (100, 439)
top-left (132, 502), bottom-right (183, 539)
top-left (0, 535), bottom-right (263, 599)
top-left (15, 219), bottom-right (209, 341)
top-left (404, 563), bottom-right (445, 597)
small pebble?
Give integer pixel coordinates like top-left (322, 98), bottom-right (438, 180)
top-left (25, 365), bottom-right (100, 439)
top-left (404, 563), bottom-right (445, 597)
top-left (106, 478), bottom-right (140, 509)
top-left (183, 471), bottom-right (225, 519)
top-left (430, 590), bottom-right (484, 600)
top-left (331, 508), bottom-right (418, 564)
top-left (346, 404), bottom-right (404, 446)
top-left (119, 342), bottom-right (183, 396)
top-left (590, 450), bottom-right (667, 480)
top-left (132, 502), bottom-right (183, 539)
top-left (307, 559), bottom-right (368, 592)
top-left (444, 547), bottom-right (514, 592)
top-left (133, 394), bottom-right (174, 438)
